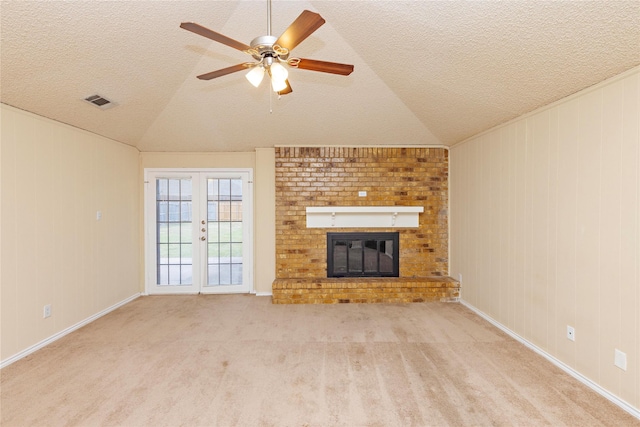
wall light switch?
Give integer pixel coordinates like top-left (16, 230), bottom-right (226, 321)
top-left (614, 349), bottom-right (627, 371)
top-left (358, 191), bottom-right (367, 197)
top-left (96, 211), bottom-right (102, 220)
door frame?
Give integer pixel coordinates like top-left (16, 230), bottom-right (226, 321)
top-left (143, 168), bottom-right (254, 295)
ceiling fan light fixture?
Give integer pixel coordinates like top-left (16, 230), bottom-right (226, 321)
top-left (269, 61), bottom-right (288, 82)
top-left (246, 66), bottom-right (265, 87)
top-left (271, 76), bottom-right (288, 92)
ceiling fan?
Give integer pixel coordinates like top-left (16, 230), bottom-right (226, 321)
top-left (180, 0), bottom-right (354, 95)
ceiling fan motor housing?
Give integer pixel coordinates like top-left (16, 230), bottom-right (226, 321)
top-left (249, 35), bottom-right (289, 61)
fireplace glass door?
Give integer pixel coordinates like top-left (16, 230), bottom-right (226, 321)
top-left (327, 232), bottom-right (399, 277)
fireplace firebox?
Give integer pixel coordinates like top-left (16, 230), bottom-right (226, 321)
top-left (327, 232), bottom-right (399, 277)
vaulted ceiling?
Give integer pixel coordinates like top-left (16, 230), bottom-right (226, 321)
top-left (1, 1), bottom-right (639, 152)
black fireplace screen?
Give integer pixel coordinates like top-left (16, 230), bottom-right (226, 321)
top-left (327, 232), bottom-right (399, 277)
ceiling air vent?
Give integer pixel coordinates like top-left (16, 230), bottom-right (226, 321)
top-left (84, 94), bottom-right (115, 109)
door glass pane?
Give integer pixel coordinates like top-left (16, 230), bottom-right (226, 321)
top-left (168, 179), bottom-right (180, 200)
top-left (220, 201), bottom-right (231, 222)
top-left (157, 179), bottom-right (168, 200)
top-left (218, 222), bottom-right (231, 243)
top-left (231, 201), bottom-right (242, 221)
top-left (231, 243), bottom-right (242, 259)
top-left (208, 243), bottom-right (220, 259)
top-left (219, 264), bottom-right (231, 285)
top-left (168, 244), bottom-right (181, 262)
top-left (206, 178), bottom-right (243, 286)
top-left (169, 265), bottom-right (181, 285)
top-left (168, 223), bottom-right (181, 243)
top-left (180, 223), bottom-right (192, 243)
top-left (208, 265), bottom-right (219, 285)
top-left (157, 201), bottom-right (168, 222)
top-left (181, 179), bottom-right (192, 200)
top-left (156, 178), bottom-right (193, 285)
top-left (231, 222), bottom-right (242, 241)
top-left (158, 265), bottom-right (168, 284)
top-left (208, 226), bottom-right (219, 243)
top-left (219, 243), bottom-right (231, 264)
top-left (219, 180), bottom-right (230, 199)
top-left (181, 265), bottom-right (193, 284)
top-left (168, 201), bottom-right (180, 221)
top-left (231, 264), bottom-right (243, 285)
top-left (157, 223), bottom-right (168, 243)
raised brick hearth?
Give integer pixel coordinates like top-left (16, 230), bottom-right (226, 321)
top-left (273, 146), bottom-right (460, 304)
top-left (272, 277), bottom-right (460, 304)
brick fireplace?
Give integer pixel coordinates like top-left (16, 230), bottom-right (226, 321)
top-left (272, 147), bottom-right (460, 304)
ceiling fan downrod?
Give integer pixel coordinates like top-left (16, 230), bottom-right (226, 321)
top-left (267, 0), bottom-right (272, 36)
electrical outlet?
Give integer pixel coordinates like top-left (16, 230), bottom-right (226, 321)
top-left (43, 304), bottom-right (52, 318)
top-left (566, 325), bottom-right (575, 341)
top-left (614, 349), bottom-right (627, 371)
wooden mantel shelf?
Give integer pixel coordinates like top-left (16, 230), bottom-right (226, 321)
top-left (306, 206), bottom-right (423, 228)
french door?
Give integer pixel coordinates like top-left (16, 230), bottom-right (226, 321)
top-left (144, 169), bottom-right (253, 294)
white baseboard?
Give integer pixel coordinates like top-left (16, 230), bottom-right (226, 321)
top-left (460, 299), bottom-right (640, 420)
top-left (254, 292), bottom-right (273, 297)
top-left (0, 293), bottom-right (141, 369)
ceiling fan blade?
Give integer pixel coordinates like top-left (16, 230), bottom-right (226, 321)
top-left (197, 63), bottom-right (251, 80)
top-left (277, 80), bottom-right (293, 95)
top-left (294, 59), bottom-right (354, 76)
top-left (180, 22), bottom-right (251, 52)
top-left (274, 10), bottom-right (325, 51)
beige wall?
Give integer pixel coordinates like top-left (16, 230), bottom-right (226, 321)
top-left (0, 114), bottom-right (277, 363)
top-left (1, 104), bottom-right (140, 362)
top-left (450, 67), bottom-right (639, 410)
top-left (139, 150), bottom-right (276, 295)
top-left (254, 148), bottom-right (276, 295)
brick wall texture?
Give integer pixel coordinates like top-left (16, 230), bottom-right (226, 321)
top-left (275, 147), bottom-right (449, 280)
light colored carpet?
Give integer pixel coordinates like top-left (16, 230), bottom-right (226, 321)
top-left (1, 295), bottom-right (637, 426)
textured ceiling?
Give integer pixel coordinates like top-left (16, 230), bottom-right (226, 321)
top-left (1, 1), bottom-right (639, 152)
